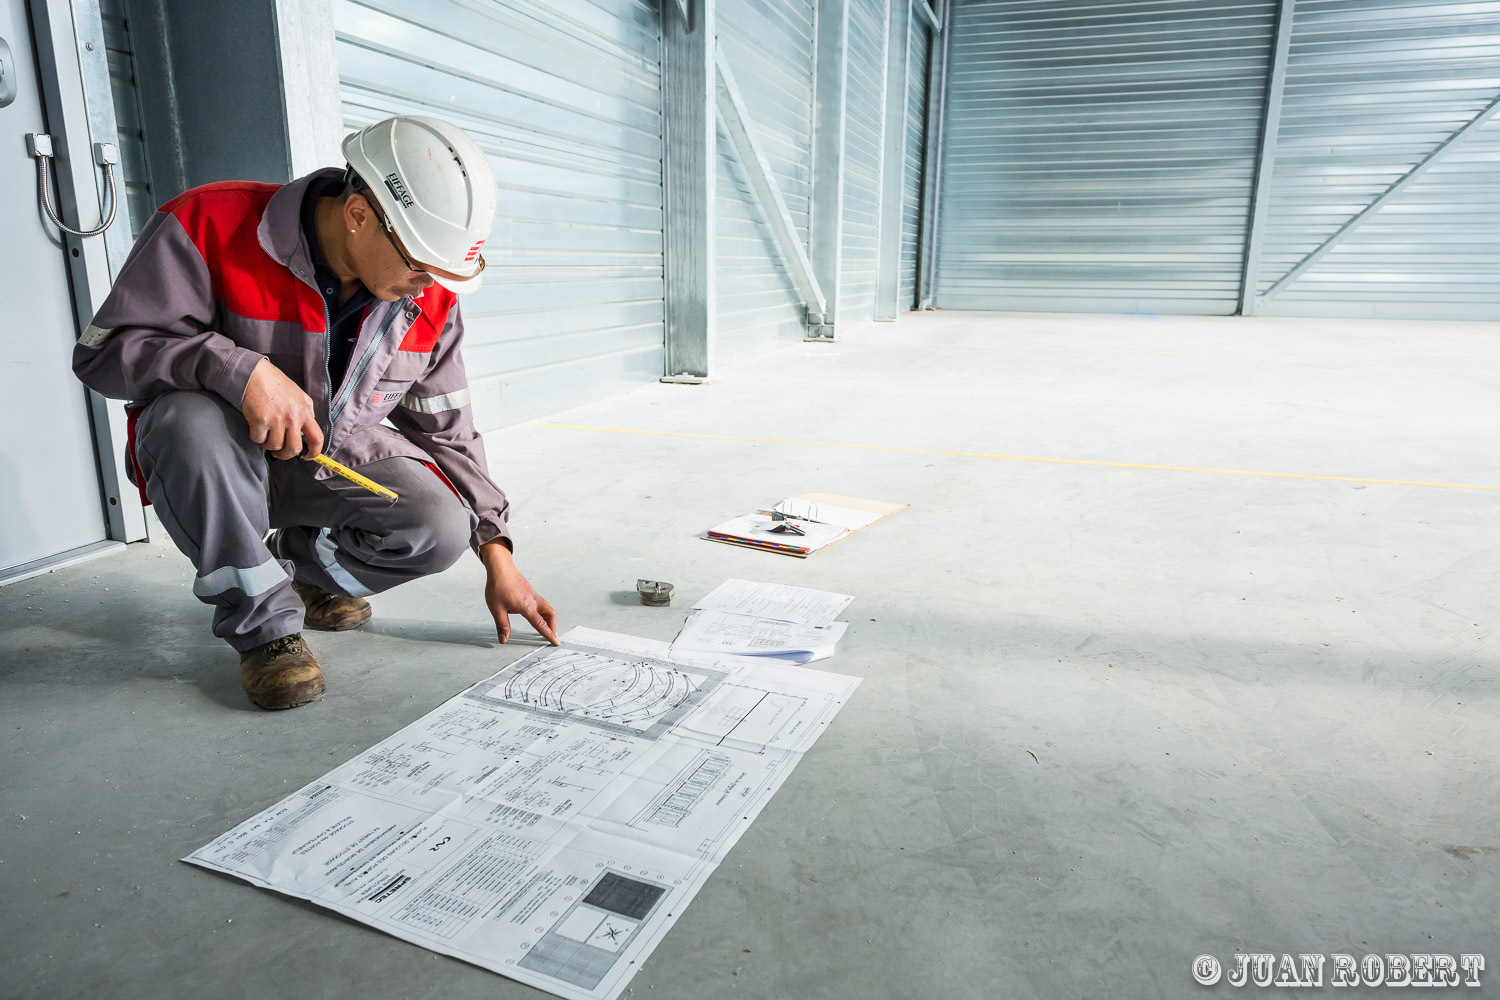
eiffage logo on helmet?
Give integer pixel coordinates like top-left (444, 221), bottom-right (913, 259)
top-left (383, 172), bottom-right (414, 208)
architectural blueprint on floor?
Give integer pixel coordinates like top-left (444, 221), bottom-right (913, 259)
top-left (185, 626), bottom-right (859, 1000)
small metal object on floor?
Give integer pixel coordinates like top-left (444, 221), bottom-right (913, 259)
top-left (636, 579), bottom-right (674, 606)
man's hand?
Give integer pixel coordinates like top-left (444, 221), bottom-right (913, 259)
top-left (479, 541), bottom-right (560, 645)
top-left (242, 357), bottom-right (324, 460)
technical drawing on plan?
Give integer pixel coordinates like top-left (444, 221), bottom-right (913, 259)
top-left (629, 750), bottom-right (733, 829)
top-left (466, 643), bottom-right (726, 740)
top-left (186, 627), bottom-right (863, 1000)
top-left (675, 682), bottom-right (813, 755)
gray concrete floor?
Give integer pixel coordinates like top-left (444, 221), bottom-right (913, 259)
top-left (4, 311), bottom-right (1499, 999)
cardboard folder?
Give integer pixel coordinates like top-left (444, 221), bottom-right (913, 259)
top-left (705, 492), bottom-right (909, 558)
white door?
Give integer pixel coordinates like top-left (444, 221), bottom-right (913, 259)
top-left (0, 0), bottom-right (108, 574)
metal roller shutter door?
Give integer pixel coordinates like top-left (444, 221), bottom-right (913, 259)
top-left (841, 0), bottom-right (887, 326)
top-left (1254, 0), bottom-right (1500, 321)
top-left (336, 0), bottom-right (665, 430)
top-left (936, 0), bottom-right (1279, 315)
top-left (716, 0), bottom-right (818, 362)
top-left (901, 10), bottom-right (931, 311)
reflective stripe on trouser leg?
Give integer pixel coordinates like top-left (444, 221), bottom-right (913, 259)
top-left (193, 558), bottom-right (288, 598)
top-left (132, 391), bottom-right (304, 652)
top-left (313, 527), bottom-right (375, 597)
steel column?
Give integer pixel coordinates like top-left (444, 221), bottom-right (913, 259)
top-left (662, 0), bottom-right (716, 377)
top-left (873, 0), bottom-right (911, 322)
top-left (807, 0), bottom-right (849, 340)
top-left (1239, 0), bottom-right (1295, 316)
top-left (275, 0), bottom-right (343, 175)
top-left (914, 0), bottom-right (950, 310)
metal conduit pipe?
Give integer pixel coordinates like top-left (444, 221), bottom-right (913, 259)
top-left (28, 133), bottom-right (120, 238)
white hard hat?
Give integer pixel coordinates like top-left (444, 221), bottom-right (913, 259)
top-left (342, 116), bottom-right (497, 293)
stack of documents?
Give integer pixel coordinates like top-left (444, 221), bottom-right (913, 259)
top-left (672, 579), bottom-right (853, 664)
top-left (705, 513), bottom-right (849, 557)
top-left (705, 493), bottom-right (908, 558)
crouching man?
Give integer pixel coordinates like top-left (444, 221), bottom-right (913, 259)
top-left (73, 115), bottom-right (559, 710)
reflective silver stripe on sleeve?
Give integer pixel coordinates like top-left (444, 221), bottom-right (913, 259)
top-left (314, 528), bottom-right (374, 598)
top-left (77, 324), bottom-right (116, 347)
top-left (400, 387), bottom-right (471, 414)
top-left (192, 557), bottom-right (287, 598)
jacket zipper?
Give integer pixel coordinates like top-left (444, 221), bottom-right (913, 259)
top-left (328, 304), bottom-right (401, 426)
top-left (321, 299), bottom-right (334, 424)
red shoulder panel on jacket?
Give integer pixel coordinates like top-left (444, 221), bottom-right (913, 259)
top-left (163, 182), bottom-right (316, 328)
top-left (158, 180), bottom-right (280, 216)
top-left (399, 286), bottom-right (457, 352)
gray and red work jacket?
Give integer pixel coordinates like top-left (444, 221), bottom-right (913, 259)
top-left (72, 168), bottom-right (510, 551)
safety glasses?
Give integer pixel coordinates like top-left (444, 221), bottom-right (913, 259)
top-left (366, 197), bottom-right (487, 284)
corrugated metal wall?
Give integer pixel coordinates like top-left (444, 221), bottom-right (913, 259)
top-left (99, 0), bottom-right (152, 236)
top-left (715, 0), bottom-right (817, 363)
top-left (336, 0), bottom-right (665, 430)
top-left (935, 0), bottom-right (1279, 315)
top-left (840, 0), bottom-right (888, 325)
top-left (1254, 0), bottom-right (1500, 321)
top-left (900, 10), bottom-right (931, 311)
top-left (932, 0), bottom-right (1499, 321)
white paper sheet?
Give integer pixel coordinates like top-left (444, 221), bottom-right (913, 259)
top-left (671, 611), bottom-right (847, 663)
top-left (186, 628), bottom-right (858, 1000)
top-left (691, 579), bottom-right (854, 626)
top-left (771, 497), bottom-right (884, 531)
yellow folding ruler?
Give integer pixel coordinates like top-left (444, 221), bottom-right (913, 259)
top-left (308, 453), bottom-right (399, 505)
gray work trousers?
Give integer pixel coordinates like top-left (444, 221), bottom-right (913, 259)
top-left (133, 391), bottom-right (476, 652)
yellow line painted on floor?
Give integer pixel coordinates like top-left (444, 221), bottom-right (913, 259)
top-left (533, 422), bottom-right (1500, 492)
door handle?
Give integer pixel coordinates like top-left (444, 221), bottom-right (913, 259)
top-left (27, 132), bottom-right (119, 238)
top-left (0, 36), bottom-right (17, 109)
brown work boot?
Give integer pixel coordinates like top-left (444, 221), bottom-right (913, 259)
top-left (292, 579), bottom-right (372, 631)
top-left (239, 634), bottom-right (325, 710)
